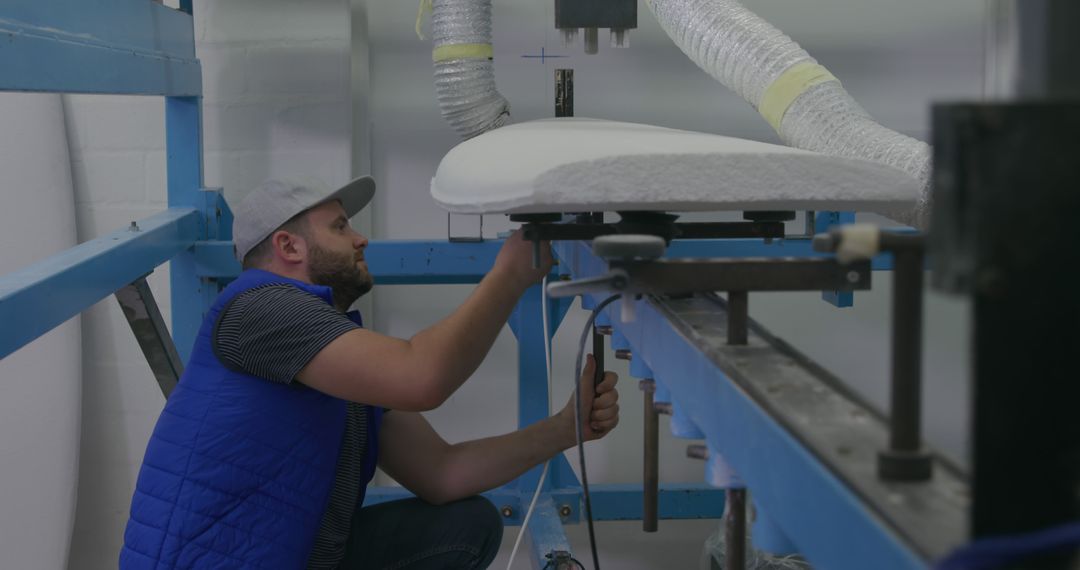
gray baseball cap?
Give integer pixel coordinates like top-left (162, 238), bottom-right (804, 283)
top-left (233, 176), bottom-right (375, 262)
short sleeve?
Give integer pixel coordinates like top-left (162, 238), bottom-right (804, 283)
top-left (213, 284), bottom-right (360, 383)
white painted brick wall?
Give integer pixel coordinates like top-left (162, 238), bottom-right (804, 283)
top-left (66, 2), bottom-right (352, 567)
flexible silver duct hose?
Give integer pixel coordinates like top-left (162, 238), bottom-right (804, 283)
top-left (647, 0), bottom-right (931, 227)
top-left (431, 0), bottom-right (511, 140)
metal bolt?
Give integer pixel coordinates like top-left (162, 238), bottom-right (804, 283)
top-left (559, 504), bottom-right (572, 517)
top-left (639, 379), bottom-right (656, 393)
top-left (128, 221), bottom-right (140, 232)
top-left (654, 402), bottom-right (673, 415)
top-left (584, 27), bottom-right (599, 54)
top-left (500, 506), bottom-right (513, 518)
top-left (686, 444), bottom-right (709, 460)
top-left (611, 28), bottom-right (628, 48)
top-left (847, 270), bottom-right (861, 284)
top-left (561, 28), bottom-right (577, 46)
top-left (615, 349), bottom-right (632, 361)
top-left (595, 325), bottom-right (613, 335)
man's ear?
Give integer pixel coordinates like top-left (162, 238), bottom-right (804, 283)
top-left (272, 230), bottom-right (307, 265)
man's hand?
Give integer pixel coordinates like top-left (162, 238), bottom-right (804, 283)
top-left (491, 229), bottom-right (554, 291)
top-left (558, 354), bottom-right (620, 444)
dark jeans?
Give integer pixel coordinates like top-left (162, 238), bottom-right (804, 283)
top-left (339, 496), bottom-right (504, 570)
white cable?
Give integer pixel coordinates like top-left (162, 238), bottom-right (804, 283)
top-left (506, 276), bottom-right (553, 570)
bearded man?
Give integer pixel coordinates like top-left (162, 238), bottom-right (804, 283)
top-left (119, 177), bottom-right (620, 570)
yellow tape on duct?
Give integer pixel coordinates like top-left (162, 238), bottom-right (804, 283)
top-left (433, 43), bottom-right (494, 62)
top-left (758, 62), bottom-right (839, 133)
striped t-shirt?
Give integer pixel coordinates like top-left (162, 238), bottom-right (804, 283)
top-left (213, 284), bottom-right (371, 570)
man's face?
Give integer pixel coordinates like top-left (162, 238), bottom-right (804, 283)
top-left (303, 201), bottom-right (373, 310)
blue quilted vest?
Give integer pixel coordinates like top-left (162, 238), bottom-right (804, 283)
top-left (120, 269), bottom-right (381, 569)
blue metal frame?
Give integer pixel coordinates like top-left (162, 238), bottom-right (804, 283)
top-left (553, 239), bottom-right (925, 570)
top-left (0, 208), bottom-right (199, 359)
top-left (0, 0), bottom-right (201, 96)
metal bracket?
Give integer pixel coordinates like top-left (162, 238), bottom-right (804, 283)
top-left (114, 275), bottom-right (184, 398)
top-left (521, 219), bottom-right (784, 244)
top-left (447, 212), bottom-right (484, 243)
top-left (199, 187), bottom-right (232, 241)
top-left (548, 258), bottom-right (871, 299)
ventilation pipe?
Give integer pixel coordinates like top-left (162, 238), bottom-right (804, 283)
top-left (646, 0), bottom-right (931, 227)
top-left (430, 0), bottom-right (511, 140)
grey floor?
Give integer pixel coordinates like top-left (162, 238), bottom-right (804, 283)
top-left (492, 518), bottom-right (719, 570)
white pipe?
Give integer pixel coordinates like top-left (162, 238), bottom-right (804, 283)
top-left (646, 0), bottom-right (932, 228)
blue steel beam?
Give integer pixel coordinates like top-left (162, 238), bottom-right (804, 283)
top-left (587, 483), bottom-right (725, 521)
top-left (0, 0), bottom-right (201, 96)
top-left (0, 208), bottom-right (200, 360)
top-left (365, 240), bottom-right (505, 285)
top-left (528, 496), bottom-right (574, 570)
top-left (553, 239), bottom-right (929, 570)
top-left (191, 239), bottom-right (507, 283)
top-left (365, 481), bottom-right (724, 523)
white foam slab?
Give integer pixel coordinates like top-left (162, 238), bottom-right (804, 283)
top-left (0, 93), bottom-right (81, 570)
top-left (431, 118), bottom-right (920, 214)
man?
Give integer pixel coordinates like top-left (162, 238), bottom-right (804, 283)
top-left (120, 177), bottom-right (620, 569)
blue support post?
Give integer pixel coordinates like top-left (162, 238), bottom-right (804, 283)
top-left (508, 284), bottom-right (573, 493)
top-left (167, 96), bottom-right (206, 362)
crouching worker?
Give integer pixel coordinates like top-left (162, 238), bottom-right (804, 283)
top-left (119, 177), bottom-right (620, 569)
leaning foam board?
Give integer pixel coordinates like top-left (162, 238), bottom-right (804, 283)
top-left (431, 118), bottom-right (920, 214)
top-left (0, 92), bottom-right (81, 570)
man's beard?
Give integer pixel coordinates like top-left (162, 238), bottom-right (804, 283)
top-left (308, 243), bottom-right (373, 310)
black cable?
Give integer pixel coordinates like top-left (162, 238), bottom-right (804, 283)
top-left (574, 294), bottom-right (621, 570)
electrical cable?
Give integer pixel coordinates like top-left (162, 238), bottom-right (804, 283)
top-left (505, 276), bottom-right (554, 570)
top-left (574, 294), bottom-right (622, 570)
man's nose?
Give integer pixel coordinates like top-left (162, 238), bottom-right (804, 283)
top-left (354, 233), bottom-right (368, 249)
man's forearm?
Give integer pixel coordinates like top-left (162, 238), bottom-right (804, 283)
top-left (434, 414), bottom-right (575, 504)
top-left (409, 267), bottom-right (528, 401)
